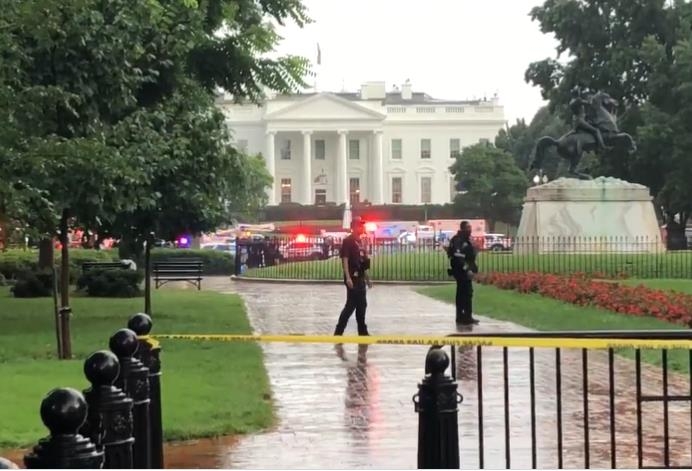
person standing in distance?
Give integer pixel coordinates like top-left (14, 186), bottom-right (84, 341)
top-left (447, 221), bottom-right (479, 325)
top-left (334, 217), bottom-right (372, 336)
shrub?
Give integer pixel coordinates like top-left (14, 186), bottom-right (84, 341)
top-left (77, 268), bottom-right (144, 297)
top-left (0, 251), bottom-right (37, 280)
top-left (11, 270), bottom-right (53, 298)
top-left (0, 248), bottom-right (117, 281)
top-left (150, 248), bottom-right (234, 275)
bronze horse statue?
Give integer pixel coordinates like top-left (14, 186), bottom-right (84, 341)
top-left (530, 91), bottom-right (637, 180)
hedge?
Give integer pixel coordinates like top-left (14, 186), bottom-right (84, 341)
top-left (77, 268), bottom-right (144, 297)
top-left (0, 247), bottom-right (233, 280)
top-left (0, 249), bottom-right (117, 281)
top-left (150, 248), bottom-right (234, 275)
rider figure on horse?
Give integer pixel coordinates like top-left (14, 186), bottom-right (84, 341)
top-left (569, 85), bottom-right (607, 151)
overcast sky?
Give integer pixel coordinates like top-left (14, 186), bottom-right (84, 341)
top-left (272, 0), bottom-right (560, 124)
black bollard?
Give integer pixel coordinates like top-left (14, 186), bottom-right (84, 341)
top-left (128, 313), bottom-right (164, 469)
top-left (413, 348), bottom-right (462, 469)
top-left (109, 329), bottom-right (151, 469)
top-left (81, 350), bottom-right (135, 469)
top-left (24, 387), bottom-right (104, 469)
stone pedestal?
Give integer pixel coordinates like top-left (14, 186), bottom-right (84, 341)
top-left (515, 177), bottom-right (664, 253)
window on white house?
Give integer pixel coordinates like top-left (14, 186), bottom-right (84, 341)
top-left (392, 177), bottom-right (402, 203)
top-left (237, 139), bottom-right (248, 152)
top-left (280, 140), bottom-right (291, 160)
top-left (479, 138), bottom-right (490, 146)
top-left (391, 139), bottom-right (402, 159)
top-left (349, 139), bottom-right (360, 160)
top-left (421, 176), bottom-right (432, 204)
top-left (349, 177), bottom-right (360, 205)
top-left (450, 138), bottom-right (460, 159)
top-left (315, 139), bottom-right (325, 160)
top-left (280, 178), bottom-right (292, 203)
top-left (420, 139), bottom-right (431, 159)
top-left (314, 188), bottom-right (326, 205)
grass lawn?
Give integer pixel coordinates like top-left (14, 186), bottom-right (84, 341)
top-left (246, 249), bottom-right (692, 281)
top-left (417, 282), bottom-right (691, 373)
top-left (0, 287), bottom-right (272, 450)
top-left (621, 278), bottom-right (692, 294)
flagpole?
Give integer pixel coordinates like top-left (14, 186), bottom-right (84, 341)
top-left (315, 42), bottom-right (321, 92)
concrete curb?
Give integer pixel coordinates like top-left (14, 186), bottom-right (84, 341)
top-left (229, 275), bottom-right (453, 286)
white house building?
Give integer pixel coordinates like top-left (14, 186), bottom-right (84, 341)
top-left (218, 81), bottom-right (505, 206)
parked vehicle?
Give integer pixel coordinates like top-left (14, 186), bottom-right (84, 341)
top-left (279, 238), bottom-right (332, 261)
top-left (437, 230), bottom-right (455, 246)
top-left (483, 233), bottom-right (513, 251)
top-left (397, 231), bottom-right (417, 245)
top-left (415, 225), bottom-right (436, 241)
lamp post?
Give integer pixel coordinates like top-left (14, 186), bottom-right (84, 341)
top-left (532, 172), bottom-right (549, 186)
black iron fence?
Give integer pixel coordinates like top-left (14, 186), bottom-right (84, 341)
top-left (4, 314), bottom-right (163, 469)
top-left (419, 329), bottom-right (692, 469)
top-left (3, 328), bottom-right (691, 469)
top-left (235, 235), bottom-right (692, 281)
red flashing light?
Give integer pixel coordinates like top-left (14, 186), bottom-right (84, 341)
top-left (364, 222), bottom-right (377, 233)
top-left (295, 234), bottom-right (307, 242)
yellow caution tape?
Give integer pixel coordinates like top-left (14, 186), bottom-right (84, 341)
top-left (151, 333), bottom-right (692, 350)
top-left (137, 335), bottom-right (161, 349)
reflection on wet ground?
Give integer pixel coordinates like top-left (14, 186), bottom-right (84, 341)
top-left (3, 279), bottom-right (691, 469)
top-left (216, 281), bottom-right (692, 469)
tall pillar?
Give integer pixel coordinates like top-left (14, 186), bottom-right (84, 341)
top-left (372, 130), bottom-right (384, 205)
top-left (302, 131), bottom-right (312, 205)
top-left (265, 131), bottom-right (276, 205)
top-left (337, 130), bottom-right (349, 207)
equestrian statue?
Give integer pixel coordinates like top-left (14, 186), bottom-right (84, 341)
top-left (530, 86), bottom-right (637, 180)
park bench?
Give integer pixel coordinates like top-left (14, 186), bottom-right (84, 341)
top-left (152, 258), bottom-right (204, 290)
top-left (81, 261), bottom-right (130, 274)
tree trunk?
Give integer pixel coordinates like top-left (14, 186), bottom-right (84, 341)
top-left (52, 265), bottom-right (63, 358)
top-left (38, 237), bottom-right (59, 356)
top-left (38, 238), bottom-right (54, 269)
top-left (0, 223), bottom-right (5, 253)
top-left (144, 235), bottom-right (152, 315)
top-left (59, 209), bottom-right (72, 359)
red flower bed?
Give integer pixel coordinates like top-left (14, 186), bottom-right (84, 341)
top-left (476, 272), bottom-right (692, 326)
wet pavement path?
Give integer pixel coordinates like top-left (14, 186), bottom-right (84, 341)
top-left (203, 279), bottom-right (692, 469)
top-left (7, 279), bottom-right (687, 469)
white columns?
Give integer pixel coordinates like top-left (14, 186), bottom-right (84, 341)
top-left (302, 131), bottom-right (312, 205)
top-left (372, 130), bottom-right (384, 204)
top-left (265, 131), bottom-right (276, 205)
top-left (337, 130), bottom-right (349, 207)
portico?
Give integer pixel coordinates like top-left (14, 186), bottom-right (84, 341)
top-left (263, 93), bottom-right (386, 206)
top-left (264, 128), bottom-right (384, 206)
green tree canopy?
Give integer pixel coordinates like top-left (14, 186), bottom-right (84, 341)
top-left (525, 0), bottom-right (692, 245)
top-left (449, 143), bottom-right (528, 231)
top-left (0, 0), bottom-right (311, 253)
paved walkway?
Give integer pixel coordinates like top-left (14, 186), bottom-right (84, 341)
top-left (192, 279), bottom-right (692, 469)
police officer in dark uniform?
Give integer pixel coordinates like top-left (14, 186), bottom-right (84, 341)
top-left (447, 220), bottom-right (479, 325)
top-left (334, 217), bottom-right (372, 336)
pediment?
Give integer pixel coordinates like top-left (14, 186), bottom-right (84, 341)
top-left (266, 93), bottom-right (385, 121)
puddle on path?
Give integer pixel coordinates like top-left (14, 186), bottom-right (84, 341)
top-left (2, 436), bottom-right (237, 469)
